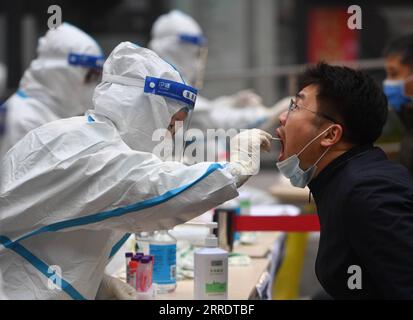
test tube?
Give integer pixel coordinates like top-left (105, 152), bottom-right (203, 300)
top-left (137, 256), bottom-right (153, 292)
top-left (125, 252), bottom-right (133, 283)
top-left (128, 260), bottom-right (138, 290)
top-left (149, 256), bottom-right (154, 291)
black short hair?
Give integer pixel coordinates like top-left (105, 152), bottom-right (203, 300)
top-left (299, 62), bottom-right (388, 145)
top-left (384, 34), bottom-right (413, 68)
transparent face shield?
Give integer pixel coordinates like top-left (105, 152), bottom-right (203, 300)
top-left (194, 46), bottom-right (208, 90)
top-left (101, 73), bottom-right (197, 161)
top-left (179, 34), bottom-right (208, 90)
top-left (68, 53), bottom-right (105, 84)
top-left (166, 104), bottom-right (195, 162)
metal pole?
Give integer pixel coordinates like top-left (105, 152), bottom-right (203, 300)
top-left (5, 0), bottom-right (22, 90)
top-left (204, 58), bottom-right (385, 82)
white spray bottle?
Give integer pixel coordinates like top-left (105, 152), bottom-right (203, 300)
top-left (193, 222), bottom-right (228, 300)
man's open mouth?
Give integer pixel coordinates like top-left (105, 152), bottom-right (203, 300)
top-left (276, 128), bottom-right (285, 161)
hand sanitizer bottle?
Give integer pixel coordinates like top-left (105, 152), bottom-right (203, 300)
top-left (194, 222), bottom-right (228, 300)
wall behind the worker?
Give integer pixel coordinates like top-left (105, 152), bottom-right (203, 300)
top-left (173, 0), bottom-right (280, 107)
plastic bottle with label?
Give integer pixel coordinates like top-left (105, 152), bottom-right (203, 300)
top-left (194, 222), bottom-right (228, 300)
top-left (149, 230), bottom-right (177, 294)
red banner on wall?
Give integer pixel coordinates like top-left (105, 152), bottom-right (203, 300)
top-left (307, 7), bottom-right (360, 63)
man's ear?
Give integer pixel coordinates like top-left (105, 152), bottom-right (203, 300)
top-left (320, 125), bottom-right (342, 147)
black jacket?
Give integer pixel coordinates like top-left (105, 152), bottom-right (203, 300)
top-left (308, 144), bottom-right (413, 299)
top-left (398, 103), bottom-right (413, 176)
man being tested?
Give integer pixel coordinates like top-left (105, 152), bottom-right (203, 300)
top-left (276, 63), bottom-right (413, 299)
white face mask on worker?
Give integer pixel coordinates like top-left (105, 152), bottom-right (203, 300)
top-left (276, 126), bottom-right (333, 188)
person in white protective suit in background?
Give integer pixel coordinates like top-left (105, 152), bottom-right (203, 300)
top-left (147, 10), bottom-right (292, 208)
top-left (0, 42), bottom-right (271, 300)
top-left (0, 22), bottom-right (104, 158)
top-left (148, 10), bottom-right (278, 132)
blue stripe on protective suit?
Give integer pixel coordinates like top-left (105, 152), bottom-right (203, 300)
top-left (15, 163), bottom-right (223, 243)
top-left (16, 89), bottom-right (28, 99)
top-left (109, 233), bottom-right (131, 259)
top-left (0, 235), bottom-right (86, 300)
top-left (1, 163), bottom-right (224, 299)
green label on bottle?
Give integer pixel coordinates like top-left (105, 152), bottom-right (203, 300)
top-left (205, 281), bottom-right (227, 293)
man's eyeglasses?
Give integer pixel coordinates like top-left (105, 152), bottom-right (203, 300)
top-left (288, 99), bottom-right (339, 124)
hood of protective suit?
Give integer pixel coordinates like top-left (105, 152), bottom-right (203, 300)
top-left (92, 41), bottom-right (197, 154)
top-left (148, 10), bottom-right (206, 87)
top-left (19, 22), bottom-right (103, 118)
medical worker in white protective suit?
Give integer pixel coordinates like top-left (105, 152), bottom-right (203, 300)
top-left (148, 10), bottom-right (289, 132)
top-left (0, 42), bottom-right (271, 300)
top-left (0, 22), bottom-right (104, 158)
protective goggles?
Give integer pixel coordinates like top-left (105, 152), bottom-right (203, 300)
top-left (102, 73), bottom-right (198, 161)
top-left (68, 53), bottom-right (105, 70)
top-left (102, 74), bottom-right (197, 109)
top-left (179, 33), bottom-right (206, 46)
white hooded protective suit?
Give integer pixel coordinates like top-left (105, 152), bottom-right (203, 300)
top-left (0, 42), bottom-right (243, 300)
top-left (148, 10), bottom-right (274, 132)
top-left (0, 22), bottom-right (104, 158)
top-left (149, 10), bottom-right (205, 88)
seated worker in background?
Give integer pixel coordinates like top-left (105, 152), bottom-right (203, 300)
top-left (383, 34), bottom-right (413, 176)
top-left (275, 62), bottom-right (413, 299)
top-left (0, 42), bottom-right (271, 300)
top-left (0, 22), bottom-right (104, 158)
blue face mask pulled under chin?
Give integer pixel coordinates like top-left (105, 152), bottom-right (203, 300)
top-left (276, 126), bottom-right (333, 188)
top-left (383, 79), bottom-right (413, 112)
